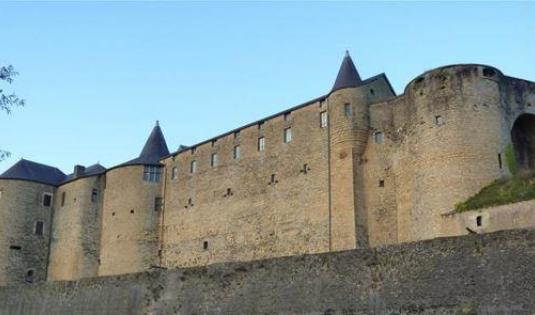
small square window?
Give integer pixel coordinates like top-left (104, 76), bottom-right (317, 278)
top-left (233, 146), bottom-right (241, 159)
top-left (476, 216), bottom-right (482, 227)
top-left (258, 137), bottom-right (265, 152)
top-left (374, 131), bottom-right (384, 144)
top-left (42, 193), bottom-right (52, 207)
top-left (35, 221), bottom-right (44, 236)
top-left (284, 127), bottom-right (292, 143)
top-left (320, 111), bottom-right (328, 128)
top-left (211, 153), bottom-right (219, 167)
top-left (172, 167), bottom-right (178, 180)
top-left (379, 180), bottom-right (385, 187)
top-left (203, 241), bottom-right (208, 250)
top-left (435, 115), bottom-right (445, 126)
top-left (344, 103), bottom-right (352, 117)
top-left (190, 160), bottom-right (197, 174)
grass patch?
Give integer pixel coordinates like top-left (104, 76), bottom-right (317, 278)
top-left (455, 173), bottom-right (535, 212)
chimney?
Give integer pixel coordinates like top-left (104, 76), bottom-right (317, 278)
top-left (73, 165), bottom-right (85, 177)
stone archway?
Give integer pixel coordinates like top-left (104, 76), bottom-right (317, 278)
top-left (511, 113), bottom-right (535, 172)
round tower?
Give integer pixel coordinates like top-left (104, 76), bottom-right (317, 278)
top-left (98, 122), bottom-right (169, 276)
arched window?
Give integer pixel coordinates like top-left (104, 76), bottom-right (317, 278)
top-left (511, 114), bottom-right (535, 173)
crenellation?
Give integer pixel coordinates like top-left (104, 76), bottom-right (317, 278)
top-left (1, 53), bottom-right (535, 286)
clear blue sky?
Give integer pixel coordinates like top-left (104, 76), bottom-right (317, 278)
top-left (1, 2), bottom-right (534, 174)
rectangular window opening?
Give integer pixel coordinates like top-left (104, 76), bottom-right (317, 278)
top-left (233, 145), bottom-right (241, 159)
top-left (498, 153), bottom-right (503, 169)
top-left (379, 180), bottom-right (385, 187)
top-left (172, 167), bottom-right (178, 180)
top-left (154, 197), bottom-right (162, 212)
top-left (35, 221), bottom-right (44, 236)
top-left (284, 127), bottom-right (292, 143)
top-left (435, 115), bottom-right (444, 126)
top-left (143, 166), bottom-right (161, 182)
top-left (61, 191), bottom-right (66, 207)
top-left (9, 245), bottom-right (21, 250)
top-left (284, 112), bottom-right (291, 121)
top-left (320, 111), bottom-right (328, 128)
top-left (258, 137), bottom-right (265, 152)
top-left (42, 193), bottom-right (52, 207)
top-left (190, 160), bottom-right (197, 174)
top-left (203, 241), bottom-right (208, 250)
top-left (374, 131), bottom-right (384, 144)
top-left (476, 216), bottom-right (482, 227)
top-left (211, 153), bottom-right (219, 167)
top-left (344, 103), bottom-right (352, 117)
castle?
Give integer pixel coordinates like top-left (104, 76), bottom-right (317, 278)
top-left (1, 52), bottom-right (535, 286)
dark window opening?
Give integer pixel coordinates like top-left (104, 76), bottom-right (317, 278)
top-left (498, 153), bottom-right (503, 169)
top-left (203, 241), bottom-right (208, 250)
top-left (61, 192), bottom-right (66, 207)
top-left (42, 193), bottom-right (52, 207)
top-left (284, 112), bottom-right (291, 121)
top-left (370, 88), bottom-right (375, 95)
top-left (35, 221), bottom-right (44, 236)
top-left (258, 121), bottom-right (264, 130)
top-left (130, 209), bottom-right (134, 214)
top-left (25, 270), bottom-right (34, 283)
top-left (9, 245), bottom-right (21, 250)
top-left (300, 163), bottom-right (310, 174)
top-left (211, 139), bottom-right (216, 147)
top-left (374, 131), bottom-right (384, 144)
top-left (91, 189), bottom-right (98, 203)
top-left (476, 216), bottom-right (482, 227)
top-left (379, 180), bottom-right (385, 187)
top-left (435, 115), bottom-right (444, 126)
top-left (154, 197), bottom-right (162, 212)
top-left (112, 212), bottom-right (116, 217)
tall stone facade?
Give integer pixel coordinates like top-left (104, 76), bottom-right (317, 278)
top-left (1, 52), bottom-right (535, 285)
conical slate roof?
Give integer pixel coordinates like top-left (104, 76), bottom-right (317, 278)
top-left (122, 121), bottom-right (170, 166)
top-left (331, 51), bottom-right (362, 92)
top-left (0, 158), bottom-right (67, 186)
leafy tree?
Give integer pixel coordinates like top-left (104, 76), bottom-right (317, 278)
top-left (0, 64), bottom-right (25, 161)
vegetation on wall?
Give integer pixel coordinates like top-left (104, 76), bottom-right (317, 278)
top-left (455, 145), bottom-right (535, 212)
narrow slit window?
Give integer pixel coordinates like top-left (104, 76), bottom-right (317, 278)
top-left (35, 221), bottom-right (44, 236)
top-left (203, 241), bottom-right (208, 250)
top-left (190, 160), bottom-right (197, 174)
top-left (91, 189), bottom-right (98, 203)
top-left (344, 103), bottom-right (352, 117)
top-left (172, 167), bottom-right (178, 180)
top-left (320, 111), bottom-right (328, 128)
top-left (211, 153), bottom-right (219, 167)
top-left (498, 153), bottom-right (503, 169)
top-left (25, 270), bottom-right (34, 283)
top-left (233, 145), bottom-right (241, 159)
top-left (476, 216), bottom-right (482, 227)
top-left (154, 197), bottom-right (162, 212)
top-left (61, 191), bottom-right (66, 207)
top-left (284, 127), bottom-right (292, 143)
top-left (258, 137), bottom-right (265, 152)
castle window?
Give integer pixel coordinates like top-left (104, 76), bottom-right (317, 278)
top-left (284, 112), bottom-right (292, 121)
top-left (284, 127), bottom-right (292, 143)
top-left (344, 103), bottom-right (352, 117)
top-left (130, 209), bottom-right (134, 214)
top-left (143, 166), bottom-right (161, 182)
top-left (374, 131), bottom-right (384, 144)
top-left (258, 121), bottom-right (264, 130)
top-left (35, 221), bottom-right (44, 236)
top-left (379, 180), bottom-right (385, 187)
top-left (25, 270), bottom-right (34, 283)
top-left (154, 197), bottom-right (162, 212)
top-left (476, 216), bottom-right (482, 227)
top-left (435, 115), bottom-right (445, 126)
top-left (203, 241), bottom-right (208, 250)
top-left (172, 167), bottom-right (178, 180)
top-left (498, 153), bottom-right (503, 169)
top-left (9, 245), bottom-right (21, 250)
top-left (211, 153), bottom-right (219, 167)
top-left (190, 160), bottom-right (197, 174)
top-left (42, 193), bottom-right (52, 207)
top-left (91, 189), bottom-right (98, 203)
top-left (61, 191), bottom-right (66, 207)
top-left (370, 88), bottom-right (375, 95)
top-left (233, 145), bottom-right (241, 159)
top-left (258, 137), bottom-right (265, 152)
top-left (234, 131), bottom-right (240, 139)
top-left (320, 111), bottom-right (328, 128)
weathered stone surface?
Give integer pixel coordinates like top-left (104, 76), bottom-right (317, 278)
top-left (1, 229), bottom-right (535, 314)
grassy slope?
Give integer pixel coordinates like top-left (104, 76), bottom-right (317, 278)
top-left (455, 174), bottom-right (535, 212)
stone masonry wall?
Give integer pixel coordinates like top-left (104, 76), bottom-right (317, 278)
top-left (0, 180), bottom-right (55, 285)
top-left (48, 175), bottom-right (105, 281)
top-left (2, 229), bottom-right (535, 314)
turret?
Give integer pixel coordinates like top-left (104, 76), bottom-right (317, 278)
top-left (98, 121), bottom-right (169, 276)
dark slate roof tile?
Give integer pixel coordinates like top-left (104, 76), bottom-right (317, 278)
top-left (0, 159), bottom-right (67, 186)
top-left (332, 51), bottom-right (363, 92)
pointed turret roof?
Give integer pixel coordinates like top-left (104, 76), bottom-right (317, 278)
top-left (122, 121), bottom-right (170, 166)
top-left (331, 51), bottom-right (362, 92)
top-left (0, 158), bottom-right (67, 186)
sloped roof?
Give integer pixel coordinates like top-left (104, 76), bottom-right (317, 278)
top-left (120, 121), bottom-right (169, 167)
top-left (62, 163), bottom-right (106, 184)
top-left (332, 51), bottom-right (363, 92)
top-left (0, 159), bottom-right (67, 186)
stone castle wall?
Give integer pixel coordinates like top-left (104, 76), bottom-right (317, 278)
top-left (47, 175), bottom-right (105, 281)
top-left (0, 180), bottom-right (55, 285)
top-left (2, 229), bottom-right (535, 314)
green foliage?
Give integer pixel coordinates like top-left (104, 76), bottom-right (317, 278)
top-left (1, 64), bottom-right (25, 161)
top-left (505, 144), bottom-right (518, 177)
top-left (455, 174), bottom-right (535, 212)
